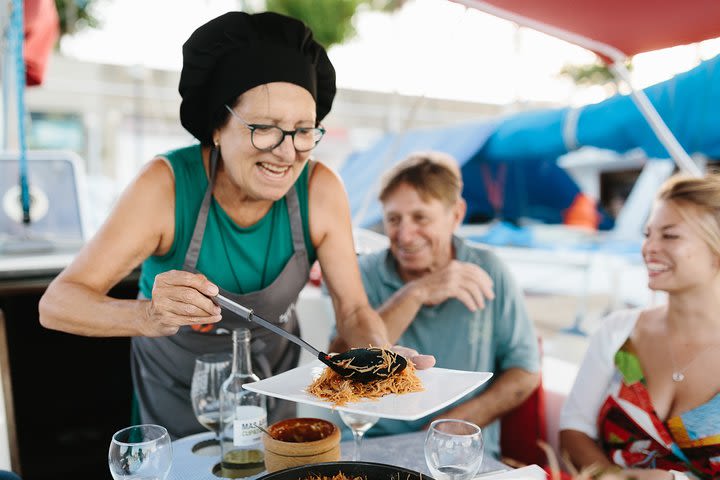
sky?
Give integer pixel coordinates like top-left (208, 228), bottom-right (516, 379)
top-left (59, 0), bottom-right (720, 106)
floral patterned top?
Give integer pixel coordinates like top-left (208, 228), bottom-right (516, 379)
top-left (597, 338), bottom-right (720, 479)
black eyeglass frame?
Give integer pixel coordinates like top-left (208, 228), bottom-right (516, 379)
top-left (223, 104), bottom-right (326, 152)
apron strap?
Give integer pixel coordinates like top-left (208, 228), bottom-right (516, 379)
top-left (183, 146), bottom-right (219, 271)
top-left (285, 184), bottom-right (306, 253)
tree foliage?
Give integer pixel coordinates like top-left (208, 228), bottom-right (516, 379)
top-left (559, 59), bottom-right (633, 87)
top-left (265, 0), bottom-right (364, 48)
top-left (265, 0), bottom-right (407, 48)
top-left (52, 0), bottom-right (406, 48)
top-left (54, 0), bottom-right (102, 36)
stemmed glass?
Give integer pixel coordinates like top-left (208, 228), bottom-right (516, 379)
top-left (338, 411), bottom-right (379, 461)
top-left (108, 424), bottom-right (172, 480)
top-left (424, 419), bottom-right (483, 480)
top-left (190, 352), bottom-right (232, 454)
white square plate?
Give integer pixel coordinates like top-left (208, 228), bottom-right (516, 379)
top-left (243, 360), bottom-right (493, 421)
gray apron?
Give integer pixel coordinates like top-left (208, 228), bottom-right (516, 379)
top-left (131, 149), bottom-right (310, 438)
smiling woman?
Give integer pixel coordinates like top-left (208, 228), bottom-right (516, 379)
top-left (559, 173), bottom-right (720, 479)
top-left (38, 9), bottom-right (434, 443)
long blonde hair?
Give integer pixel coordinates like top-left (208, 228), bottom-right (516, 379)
top-left (657, 173), bottom-right (720, 257)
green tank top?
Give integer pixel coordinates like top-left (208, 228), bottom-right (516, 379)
top-left (139, 144), bottom-right (316, 297)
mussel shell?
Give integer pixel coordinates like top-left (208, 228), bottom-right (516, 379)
top-left (327, 348), bottom-right (408, 383)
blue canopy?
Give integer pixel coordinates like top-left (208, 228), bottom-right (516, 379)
top-left (483, 53), bottom-right (720, 163)
top-left (341, 54), bottom-right (720, 229)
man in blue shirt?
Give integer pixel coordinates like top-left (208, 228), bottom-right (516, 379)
top-left (331, 151), bottom-right (540, 460)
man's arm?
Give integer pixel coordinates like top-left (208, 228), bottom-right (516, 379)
top-left (376, 260), bottom-right (495, 344)
top-left (428, 367), bottom-right (539, 427)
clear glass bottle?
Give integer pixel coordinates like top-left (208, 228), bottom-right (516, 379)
top-left (219, 328), bottom-right (267, 478)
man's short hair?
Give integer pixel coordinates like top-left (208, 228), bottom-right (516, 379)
top-left (379, 151), bottom-right (463, 206)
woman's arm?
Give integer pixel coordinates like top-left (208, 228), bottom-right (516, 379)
top-left (559, 429), bottom-right (613, 471)
top-left (308, 162), bottom-right (389, 348)
top-left (558, 311), bottom-right (640, 471)
top-left (39, 158), bottom-right (222, 337)
top-left (559, 430), bottom-right (678, 480)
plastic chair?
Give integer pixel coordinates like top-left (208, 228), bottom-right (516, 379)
top-left (500, 338), bottom-right (547, 466)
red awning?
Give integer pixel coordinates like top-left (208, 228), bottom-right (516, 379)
top-left (453, 0), bottom-right (720, 62)
top-left (23, 0), bottom-right (60, 86)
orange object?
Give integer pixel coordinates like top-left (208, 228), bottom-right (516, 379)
top-left (190, 323), bottom-right (215, 333)
top-left (562, 193), bottom-right (599, 230)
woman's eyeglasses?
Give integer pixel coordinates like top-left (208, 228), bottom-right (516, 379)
top-left (224, 105), bottom-right (325, 152)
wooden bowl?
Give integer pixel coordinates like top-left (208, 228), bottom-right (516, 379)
top-left (263, 418), bottom-right (341, 473)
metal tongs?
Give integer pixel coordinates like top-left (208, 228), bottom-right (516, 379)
top-left (214, 294), bottom-right (407, 383)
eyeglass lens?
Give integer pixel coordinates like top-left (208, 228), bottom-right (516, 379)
top-left (250, 125), bottom-right (324, 152)
top-left (224, 104), bottom-right (324, 152)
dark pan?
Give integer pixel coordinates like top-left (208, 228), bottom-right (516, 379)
top-left (258, 461), bottom-right (435, 480)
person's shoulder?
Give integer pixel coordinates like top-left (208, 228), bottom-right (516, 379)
top-left (133, 154), bottom-right (175, 188)
top-left (307, 160), bottom-right (339, 185)
top-left (599, 308), bottom-right (641, 329)
top-left (357, 248), bottom-right (389, 271)
top-left (160, 144), bottom-right (201, 166)
top-left (590, 307), bottom-right (641, 346)
top-left (307, 160), bottom-right (345, 210)
top-left (356, 249), bottom-right (391, 294)
top-left (458, 236), bottom-right (492, 258)
top-left (458, 238), bottom-right (507, 272)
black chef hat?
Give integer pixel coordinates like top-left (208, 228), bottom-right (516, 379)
top-left (179, 11), bottom-right (336, 144)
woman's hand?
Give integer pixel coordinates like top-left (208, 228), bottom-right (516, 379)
top-left (391, 345), bottom-right (436, 370)
top-left (144, 270), bottom-right (223, 336)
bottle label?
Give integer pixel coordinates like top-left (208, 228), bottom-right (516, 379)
top-left (233, 405), bottom-right (267, 446)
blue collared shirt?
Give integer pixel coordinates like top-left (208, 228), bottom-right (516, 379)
top-left (356, 235), bottom-right (540, 459)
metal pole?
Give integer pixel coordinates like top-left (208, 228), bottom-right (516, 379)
top-left (609, 62), bottom-right (701, 177)
top-left (10, 0), bottom-right (32, 223)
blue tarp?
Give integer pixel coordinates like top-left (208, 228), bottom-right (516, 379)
top-left (341, 54), bottom-right (720, 229)
top-left (341, 117), bottom-right (590, 228)
top-left (340, 120), bottom-right (499, 227)
top-left (483, 54), bottom-right (720, 162)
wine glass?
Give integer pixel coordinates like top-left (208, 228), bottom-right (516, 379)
top-left (190, 352), bottom-right (232, 453)
top-left (108, 424), bottom-right (172, 480)
top-left (424, 419), bottom-right (483, 480)
top-left (338, 410), bottom-right (379, 461)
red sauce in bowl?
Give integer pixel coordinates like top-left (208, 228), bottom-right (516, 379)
top-left (268, 418), bottom-right (335, 443)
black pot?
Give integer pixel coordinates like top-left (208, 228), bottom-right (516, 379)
top-left (257, 461), bottom-right (435, 480)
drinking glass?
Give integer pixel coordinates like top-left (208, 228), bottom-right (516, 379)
top-left (424, 419), bottom-right (483, 480)
top-left (190, 352), bottom-right (232, 453)
top-left (108, 424), bottom-right (172, 480)
top-left (338, 411), bottom-right (379, 461)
